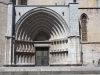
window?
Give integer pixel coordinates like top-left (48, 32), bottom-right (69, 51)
top-left (80, 13), bottom-right (88, 41)
top-left (73, 0), bottom-right (76, 2)
top-left (21, 0), bottom-right (27, 5)
top-left (18, 0), bottom-right (27, 5)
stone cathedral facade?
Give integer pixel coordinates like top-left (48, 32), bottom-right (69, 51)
top-left (0, 0), bottom-right (100, 66)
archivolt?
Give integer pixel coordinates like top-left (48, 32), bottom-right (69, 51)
top-left (15, 7), bottom-right (69, 41)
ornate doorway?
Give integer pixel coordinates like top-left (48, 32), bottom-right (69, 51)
top-left (36, 47), bottom-right (49, 66)
top-left (12, 7), bottom-right (69, 66)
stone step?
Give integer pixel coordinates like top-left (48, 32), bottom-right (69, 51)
top-left (0, 67), bottom-right (100, 75)
top-left (0, 71), bottom-right (100, 75)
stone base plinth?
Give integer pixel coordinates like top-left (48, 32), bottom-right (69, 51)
top-left (0, 66), bottom-right (100, 75)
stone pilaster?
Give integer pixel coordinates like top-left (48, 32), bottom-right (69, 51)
top-left (5, 3), bottom-right (13, 66)
top-left (68, 3), bottom-right (82, 65)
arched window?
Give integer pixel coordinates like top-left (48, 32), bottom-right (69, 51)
top-left (80, 13), bottom-right (88, 41)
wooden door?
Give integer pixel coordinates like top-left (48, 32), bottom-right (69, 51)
top-left (36, 47), bottom-right (49, 66)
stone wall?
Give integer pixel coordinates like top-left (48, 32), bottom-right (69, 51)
top-left (98, 0), bottom-right (100, 7)
top-left (82, 44), bottom-right (100, 65)
top-left (79, 9), bottom-right (100, 65)
top-left (0, 0), bottom-right (10, 66)
top-left (77, 0), bottom-right (97, 7)
top-left (27, 0), bottom-right (98, 7)
top-left (0, 0), bottom-right (10, 3)
top-left (27, 0), bottom-right (65, 5)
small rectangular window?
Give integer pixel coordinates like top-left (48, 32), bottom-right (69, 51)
top-left (18, 0), bottom-right (27, 5)
top-left (73, 0), bottom-right (76, 2)
top-left (21, 0), bottom-right (27, 5)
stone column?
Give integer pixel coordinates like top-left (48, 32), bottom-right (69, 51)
top-left (26, 43), bottom-right (27, 52)
top-left (28, 43), bottom-right (30, 51)
top-left (58, 53), bottom-right (59, 64)
top-left (5, 3), bottom-right (13, 66)
top-left (19, 55), bottom-right (21, 64)
top-left (26, 55), bottom-right (28, 64)
top-left (16, 55), bottom-right (18, 64)
top-left (65, 40), bottom-right (68, 51)
top-left (56, 41), bottom-right (58, 51)
top-left (20, 43), bottom-right (22, 52)
top-left (54, 41), bottom-right (55, 51)
top-left (25, 55), bottom-right (27, 64)
top-left (28, 55), bottom-right (30, 64)
top-left (12, 40), bottom-right (15, 65)
top-left (30, 43), bottom-right (32, 51)
top-left (21, 55), bottom-right (23, 63)
top-left (22, 43), bottom-right (24, 51)
top-left (30, 55), bottom-right (32, 64)
top-left (56, 41), bottom-right (57, 51)
top-left (19, 43), bottom-right (20, 51)
top-left (52, 41), bottom-right (54, 51)
top-left (64, 53), bottom-right (67, 62)
top-left (62, 41), bottom-right (64, 51)
top-left (52, 54), bottom-right (54, 64)
top-left (24, 42), bottom-right (25, 51)
top-left (32, 45), bottom-right (34, 52)
top-left (50, 54), bottom-right (52, 64)
top-left (61, 41), bottom-right (63, 51)
top-left (32, 55), bottom-right (35, 64)
top-left (64, 40), bottom-right (66, 51)
top-left (58, 41), bottom-right (60, 51)
top-left (54, 54), bottom-right (56, 64)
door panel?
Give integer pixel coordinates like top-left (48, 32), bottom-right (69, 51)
top-left (36, 51), bottom-right (42, 65)
top-left (43, 50), bottom-right (48, 65)
top-left (36, 47), bottom-right (49, 66)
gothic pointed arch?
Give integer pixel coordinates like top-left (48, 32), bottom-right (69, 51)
top-left (34, 31), bottom-right (50, 41)
top-left (80, 13), bottom-right (88, 41)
